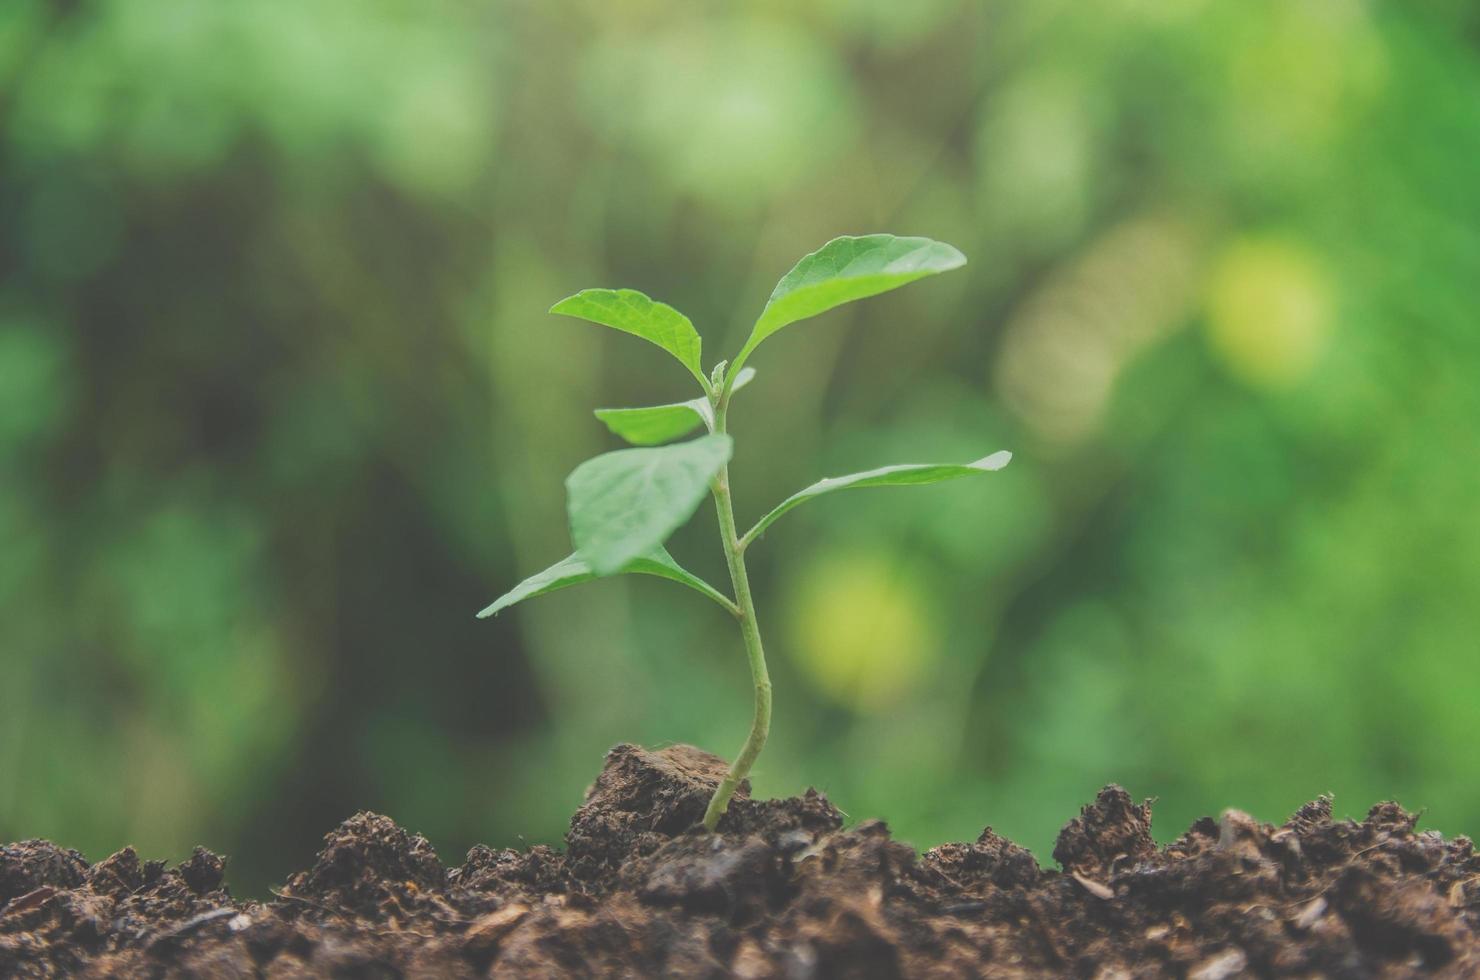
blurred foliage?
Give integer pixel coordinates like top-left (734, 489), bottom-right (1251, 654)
top-left (3, 0), bottom-right (1479, 895)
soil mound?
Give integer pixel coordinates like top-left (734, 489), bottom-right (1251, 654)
top-left (3, 744), bottom-right (1477, 977)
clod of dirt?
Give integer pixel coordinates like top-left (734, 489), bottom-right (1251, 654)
top-left (178, 846), bottom-right (226, 895)
top-left (722, 786), bottom-right (844, 842)
top-left (565, 743), bottom-right (740, 883)
top-left (281, 811), bottom-right (446, 919)
top-left (1051, 783), bottom-right (1157, 878)
top-left (633, 833), bottom-right (780, 921)
top-left (921, 826), bottom-right (1041, 895)
top-left (564, 742), bottom-right (842, 888)
top-left (4, 746), bottom-right (1479, 978)
top-left (454, 842), bottom-right (564, 899)
top-left (0, 841), bottom-right (234, 977)
top-left (1334, 865), bottom-right (1464, 967)
top-left (1287, 793), bottom-right (1334, 835)
top-left (0, 841), bottom-right (87, 903)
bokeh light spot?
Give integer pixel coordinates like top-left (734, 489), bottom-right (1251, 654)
top-left (582, 20), bottom-right (857, 205)
top-left (784, 551), bottom-right (939, 712)
top-left (1205, 236), bottom-right (1334, 389)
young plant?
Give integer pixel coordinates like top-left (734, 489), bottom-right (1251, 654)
top-left (479, 235), bottom-right (1011, 830)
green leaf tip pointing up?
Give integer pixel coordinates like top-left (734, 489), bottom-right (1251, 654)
top-left (551, 287), bottom-right (705, 385)
top-left (728, 234), bottom-right (966, 383)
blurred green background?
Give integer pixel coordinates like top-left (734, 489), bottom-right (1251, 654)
top-left (3, 0), bottom-right (1479, 896)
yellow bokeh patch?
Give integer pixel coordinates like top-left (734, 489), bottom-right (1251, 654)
top-left (784, 551), bottom-right (939, 712)
top-left (1205, 236), bottom-right (1335, 389)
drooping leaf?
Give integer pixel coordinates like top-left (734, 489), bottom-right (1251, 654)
top-left (742, 450), bottom-right (1011, 545)
top-left (568, 434), bottom-right (734, 574)
top-left (551, 288), bottom-right (705, 385)
top-left (476, 546), bottom-right (733, 618)
top-left (728, 235), bottom-right (966, 383)
top-left (594, 367), bottom-right (757, 446)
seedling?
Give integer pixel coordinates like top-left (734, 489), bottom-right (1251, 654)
top-left (479, 235), bottom-right (1011, 830)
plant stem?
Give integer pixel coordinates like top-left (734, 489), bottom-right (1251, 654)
top-left (702, 398), bottom-right (772, 832)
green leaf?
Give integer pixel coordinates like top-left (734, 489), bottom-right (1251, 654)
top-left (568, 434), bottom-right (734, 575)
top-left (728, 234), bottom-right (966, 382)
top-left (476, 546), bottom-right (734, 618)
top-left (741, 450), bottom-right (1011, 546)
top-left (594, 367), bottom-right (757, 446)
top-left (550, 288), bottom-right (705, 385)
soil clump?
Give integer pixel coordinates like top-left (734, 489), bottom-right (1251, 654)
top-left (3, 744), bottom-right (1477, 977)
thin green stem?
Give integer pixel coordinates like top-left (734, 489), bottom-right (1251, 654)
top-left (701, 393), bottom-right (772, 831)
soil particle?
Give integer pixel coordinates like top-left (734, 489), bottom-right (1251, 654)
top-left (1050, 784), bottom-right (1157, 879)
top-left (179, 846), bottom-right (227, 895)
top-left (453, 842), bottom-right (564, 899)
top-left (281, 811), bottom-right (446, 917)
top-left (632, 833), bottom-right (781, 921)
top-left (0, 842), bottom-right (88, 903)
top-left (565, 743), bottom-right (842, 890)
top-left (0, 842), bottom-right (235, 977)
top-left (4, 745), bottom-right (1479, 977)
top-left (565, 743), bottom-right (739, 885)
top-left (920, 826), bottom-right (1041, 894)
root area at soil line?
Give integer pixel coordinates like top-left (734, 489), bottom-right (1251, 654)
top-left (3, 742), bottom-right (1479, 977)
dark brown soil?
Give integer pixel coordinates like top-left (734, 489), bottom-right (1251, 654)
top-left (4, 745), bottom-right (1478, 978)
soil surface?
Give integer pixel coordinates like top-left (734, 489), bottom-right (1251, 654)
top-left (3, 744), bottom-right (1478, 978)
